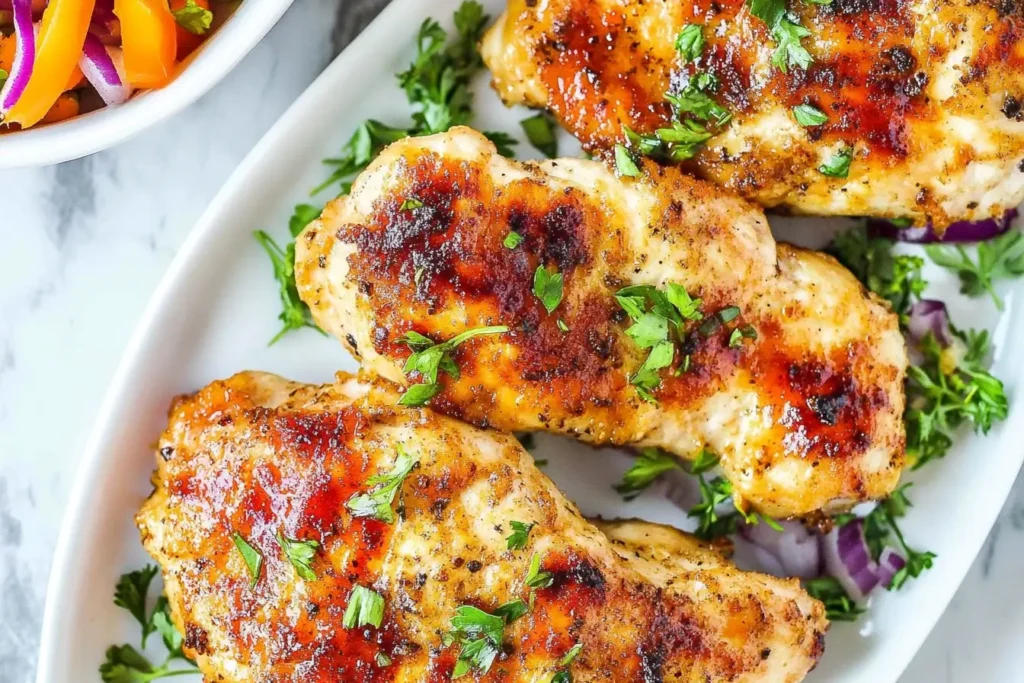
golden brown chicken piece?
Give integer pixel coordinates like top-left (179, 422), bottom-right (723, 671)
top-left (294, 127), bottom-right (907, 518)
top-left (480, 0), bottom-right (1024, 229)
top-left (138, 371), bottom-right (827, 682)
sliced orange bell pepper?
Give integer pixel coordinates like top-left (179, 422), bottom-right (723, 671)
top-left (3, 0), bottom-right (95, 128)
top-left (115, 0), bottom-right (178, 89)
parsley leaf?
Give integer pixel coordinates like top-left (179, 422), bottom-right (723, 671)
top-left (113, 565), bottom-right (159, 644)
top-left (400, 197), bottom-right (424, 211)
top-left (520, 112), bottom-right (559, 158)
top-left (771, 17), bottom-right (813, 72)
top-left (506, 520), bottom-right (535, 550)
top-left (803, 577), bottom-right (865, 622)
top-left (905, 328), bottom-right (1008, 468)
top-left (747, 0), bottom-right (814, 72)
top-left (924, 230), bottom-right (1024, 310)
top-left (448, 605), bottom-right (513, 677)
top-left (551, 643), bottom-right (583, 683)
top-left (819, 146), bottom-right (853, 178)
top-left (525, 553), bottom-right (554, 589)
top-left (631, 340), bottom-right (676, 402)
top-left (861, 485), bottom-right (936, 589)
top-left (615, 448), bottom-right (682, 499)
top-left (533, 265), bottom-right (564, 313)
top-left (232, 533), bottom-right (263, 588)
top-left (728, 324), bottom-right (757, 348)
top-left (675, 24), bottom-right (705, 63)
top-left (484, 130), bottom-right (519, 157)
top-left (346, 449), bottom-right (420, 523)
top-left (504, 231), bottom-right (524, 248)
top-left (398, 326), bottom-right (508, 405)
top-left (253, 230), bottom-right (324, 345)
top-left (493, 599), bottom-right (530, 623)
top-left (343, 584), bottom-right (386, 629)
top-left (0, 69), bottom-right (8, 90)
top-left (276, 532), bottom-right (320, 581)
top-left (827, 228), bottom-right (925, 319)
top-left (171, 0), bottom-right (212, 35)
top-left (614, 143), bottom-right (641, 177)
top-left (792, 103), bottom-right (828, 126)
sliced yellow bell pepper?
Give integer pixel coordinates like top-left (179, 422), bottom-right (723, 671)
top-left (3, 0), bottom-right (96, 128)
top-left (115, 0), bottom-right (178, 89)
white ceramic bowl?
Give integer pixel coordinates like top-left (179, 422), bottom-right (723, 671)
top-left (0, 0), bottom-right (295, 169)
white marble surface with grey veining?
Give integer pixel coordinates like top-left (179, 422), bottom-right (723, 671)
top-left (0, 1), bottom-right (1022, 681)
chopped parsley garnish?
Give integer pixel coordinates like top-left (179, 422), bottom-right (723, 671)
top-left (614, 143), bottom-right (641, 177)
top-left (520, 112), bottom-right (559, 158)
top-left (504, 231), bottom-right (524, 248)
top-left (448, 604), bottom-right (518, 677)
top-left (728, 324), bottom-right (758, 348)
top-left (343, 584), bottom-right (385, 629)
top-left (819, 146), bottom-right (853, 178)
top-left (375, 652), bottom-right (393, 667)
top-left (675, 24), bottom-right (705, 63)
top-left (551, 643), bottom-right (584, 682)
top-left (485, 130), bottom-right (520, 158)
top-left (397, 326), bottom-right (509, 405)
top-left (0, 69), bottom-right (8, 90)
top-left (171, 0), bottom-right (212, 35)
top-left (506, 520), bottom-right (535, 550)
top-left (615, 447), bottom-right (682, 499)
top-left (346, 448), bottom-right (420, 523)
top-left (102, 566), bottom-right (198, 682)
top-left (400, 197), bottom-right (424, 211)
top-left (792, 103), bottom-right (828, 126)
top-left (493, 599), bottom-right (530, 623)
top-left (924, 230), bottom-right (1024, 310)
top-left (232, 532), bottom-right (263, 588)
top-left (803, 577), bottom-right (865, 622)
top-left (276, 532), bottom-right (320, 581)
top-left (557, 319), bottom-right (570, 333)
top-left (524, 553), bottom-right (554, 589)
top-left (257, 2), bottom-right (507, 343)
top-left (827, 228), bottom-right (926, 320)
top-left (747, 0), bottom-right (814, 73)
top-left (615, 283), bottom-right (705, 400)
top-left (533, 265), bottom-right (564, 313)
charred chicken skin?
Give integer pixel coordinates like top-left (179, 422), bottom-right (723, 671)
top-left (294, 128), bottom-right (907, 518)
top-left (138, 371), bottom-right (828, 682)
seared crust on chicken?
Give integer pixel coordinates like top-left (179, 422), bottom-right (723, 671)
top-left (137, 371), bottom-right (827, 682)
top-left (480, 0), bottom-right (1024, 228)
top-left (294, 127), bottom-right (907, 518)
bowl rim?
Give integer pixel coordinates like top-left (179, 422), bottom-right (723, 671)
top-left (0, 0), bottom-right (295, 170)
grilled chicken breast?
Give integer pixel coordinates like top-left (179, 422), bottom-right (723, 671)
top-left (294, 127), bottom-right (906, 518)
top-left (480, 0), bottom-right (1024, 228)
top-left (138, 371), bottom-right (827, 682)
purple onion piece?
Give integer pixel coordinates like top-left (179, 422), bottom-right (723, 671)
top-left (822, 519), bottom-right (879, 601)
top-left (79, 36), bottom-right (131, 107)
top-left (868, 209), bottom-right (1019, 244)
top-left (0, 0), bottom-right (36, 114)
top-left (906, 299), bottom-right (952, 347)
top-left (876, 547), bottom-right (907, 589)
top-left (738, 519), bottom-right (821, 579)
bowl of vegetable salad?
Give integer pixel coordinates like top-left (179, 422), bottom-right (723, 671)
top-left (0, 0), bottom-right (294, 168)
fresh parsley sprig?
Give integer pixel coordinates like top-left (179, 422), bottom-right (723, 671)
top-left (925, 230), bottom-right (1024, 310)
top-left (506, 520), bottom-right (535, 550)
top-left (276, 532), bottom-right (320, 581)
top-left (803, 577), bottom-right (865, 622)
top-left (101, 566), bottom-right (198, 682)
top-left (447, 603), bottom-right (524, 677)
top-left (747, 0), bottom-right (814, 73)
top-left (856, 484), bottom-right (936, 590)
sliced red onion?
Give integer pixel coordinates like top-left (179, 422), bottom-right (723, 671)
top-left (739, 519), bottom-right (821, 579)
top-left (868, 209), bottom-right (1019, 244)
top-left (822, 519), bottom-right (879, 601)
top-left (906, 299), bottom-right (952, 347)
top-left (657, 467), bottom-right (701, 512)
top-left (875, 547), bottom-right (907, 589)
top-left (79, 35), bottom-right (131, 107)
top-left (0, 0), bottom-right (36, 114)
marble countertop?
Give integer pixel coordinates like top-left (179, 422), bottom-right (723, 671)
top-left (0, 1), bottom-right (1022, 680)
